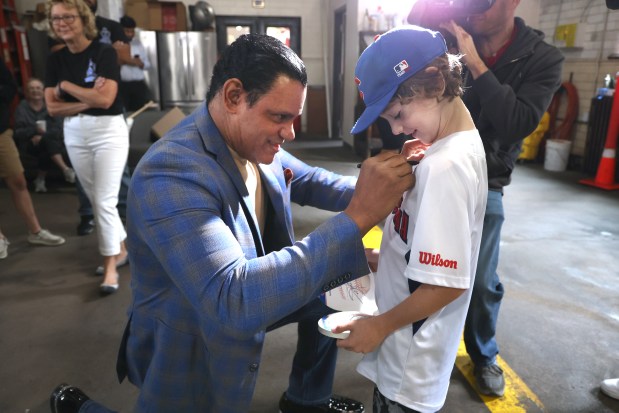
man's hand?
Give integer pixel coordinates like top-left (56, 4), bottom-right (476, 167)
top-left (112, 41), bottom-right (132, 65)
top-left (440, 20), bottom-right (488, 79)
top-left (345, 151), bottom-right (414, 235)
top-left (132, 56), bottom-right (145, 69)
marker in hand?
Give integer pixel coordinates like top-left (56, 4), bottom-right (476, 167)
top-left (357, 159), bottom-right (419, 168)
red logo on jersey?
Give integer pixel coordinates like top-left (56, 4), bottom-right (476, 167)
top-left (391, 198), bottom-right (408, 243)
top-left (418, 251), bottom-right (458, 269)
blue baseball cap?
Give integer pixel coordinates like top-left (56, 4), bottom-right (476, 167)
top-left (351, 25), bottom-right (448, 134)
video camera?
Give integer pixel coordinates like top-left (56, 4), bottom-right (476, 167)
top-left (407, 0), bottom-right (496, 27)
top-left (407, 0), bottom-right (496, 47)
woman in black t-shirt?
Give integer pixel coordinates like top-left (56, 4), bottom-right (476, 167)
top-left (45, 0), bottom-right (128, 295)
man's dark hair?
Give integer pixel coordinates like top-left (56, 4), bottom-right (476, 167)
top-left (120, 15), bottom-right (137, 29)
top-left (206, 34), bottom-right (307, 106)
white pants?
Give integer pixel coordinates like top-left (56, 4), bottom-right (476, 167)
top-left (64, 114), bottom-right (128, 256)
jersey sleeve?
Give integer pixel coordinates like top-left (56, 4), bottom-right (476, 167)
top-left (404, 160), bottom-right (473, 289)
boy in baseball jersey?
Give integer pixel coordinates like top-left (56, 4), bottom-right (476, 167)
top-left (335, 25), bottom-right (488, 412)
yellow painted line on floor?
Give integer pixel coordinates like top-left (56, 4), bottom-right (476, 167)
top-left (363, 226), bottom-right (545, 412)
top-left (455, 339), bottom-right (544, 412)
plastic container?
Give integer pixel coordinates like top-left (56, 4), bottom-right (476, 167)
top-left (544, 139), bottom-right (572, 172)
top-left (519, 112), bottom-right (549, 161)
top-left (317, 311), bottom-right (369, 339)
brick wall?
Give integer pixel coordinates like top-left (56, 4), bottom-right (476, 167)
top-left (538, 0), bottom-right (618, 157)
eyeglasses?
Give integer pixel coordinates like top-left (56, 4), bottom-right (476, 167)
top-left (50, 15), bottom-right (79, 25)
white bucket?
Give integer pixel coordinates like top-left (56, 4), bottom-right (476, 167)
top-left (544, 139), bottom-right (572, 172)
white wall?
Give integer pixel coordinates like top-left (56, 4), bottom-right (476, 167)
top-left (16, 0), bottom-right (122, 19)
top-left (17, 1), bottom-right (326, 85)
top-left (333, 0), bottom-right (542, 146)
top-left (537, 0), bottom-right (619, 157)
top-left (199, 0), bottom-right (328, 132)
top-left (334, 0), bottom-right (618, 155)
top-left (16, 0), bottom-right (618, 151)
top-left (517, 0), bottom-right (541, 28)
top-left (205, 0), bottom-right (327, 86)
top-left (18, 0), bottom-right (328, 132)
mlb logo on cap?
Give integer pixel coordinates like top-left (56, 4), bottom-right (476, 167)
top-left (394, 60), bottom-right (410, 77)
top-left (351, 25), bottom-right (447, 134)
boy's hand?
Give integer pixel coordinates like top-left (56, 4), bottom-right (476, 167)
top-left (334, 315), bottom-right (387, 354)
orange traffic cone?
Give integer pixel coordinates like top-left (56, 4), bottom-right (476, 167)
top-left (580, 74), bottom-right (619, 190)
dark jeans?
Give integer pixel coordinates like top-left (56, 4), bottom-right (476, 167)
top-left (267, 297), bottom-right (339, 405)
top-left (78, 163), bottom-right (131, 220)
top-left (464, 189), bottom-right (505, 367)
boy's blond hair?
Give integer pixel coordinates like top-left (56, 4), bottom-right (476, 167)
top-left (390, 54), bottom-right (464, 105)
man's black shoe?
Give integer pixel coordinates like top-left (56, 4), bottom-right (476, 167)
top-left (76, 215), bottom-right (95, 236)
top-left (279, 392), bottom-right (364, 413)
top-left (50, 383), bottom-right (90, 413)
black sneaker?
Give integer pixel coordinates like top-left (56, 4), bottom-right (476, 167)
top-left (279, 392), bottom-right (364, 413)
top-left (77, 215), bottom-right (95, 236)
top-left (474, 363), bottom-right (505, 396)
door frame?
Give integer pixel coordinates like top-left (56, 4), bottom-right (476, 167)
top-left (331, 6), bottom-right (346, 139)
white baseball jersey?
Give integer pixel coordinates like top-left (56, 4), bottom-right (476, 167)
top-left (357, 129), bottom-right (488, 413)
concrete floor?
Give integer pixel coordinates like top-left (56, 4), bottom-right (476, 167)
top-left (1, 139), bottom-right (618, 413)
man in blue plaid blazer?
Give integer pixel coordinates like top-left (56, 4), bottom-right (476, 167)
top-left (49, 34), bottom-right (414, 413)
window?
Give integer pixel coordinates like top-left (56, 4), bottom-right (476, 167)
top-left (215, 16), bottom-right (301, 56)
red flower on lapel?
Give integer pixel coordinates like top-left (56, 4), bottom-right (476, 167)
top-left (284, 168), bottom-right (294, 186)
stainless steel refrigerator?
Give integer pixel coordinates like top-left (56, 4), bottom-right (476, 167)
top-left (156, 31), bottom-right (217, 110)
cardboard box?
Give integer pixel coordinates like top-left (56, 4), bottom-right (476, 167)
top-left (124, 0), bottom-right (187, 31)
top-left (151, 107), bottom-right (186, 140)
top-left (124, 1), bottom-right (155, 29)
top-left (161, 2), bottom-right (183, 31)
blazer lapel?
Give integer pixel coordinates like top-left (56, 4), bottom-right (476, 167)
top-left (260, 164), bottom-right (294, 243)
top-left (196, 104), bottom-right (265, 256)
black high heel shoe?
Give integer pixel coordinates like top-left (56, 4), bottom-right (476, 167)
top-left (99, 273), bottom-right (119, 295)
